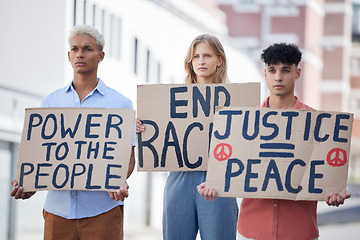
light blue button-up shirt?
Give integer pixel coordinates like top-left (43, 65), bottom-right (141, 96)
top-left (41, 78), bottom-right (136, 219)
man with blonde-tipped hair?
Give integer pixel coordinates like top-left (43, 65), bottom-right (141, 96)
top-left (10, 25), bottom-right (135, 240)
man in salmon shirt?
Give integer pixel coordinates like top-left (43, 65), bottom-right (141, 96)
top-left (198, 43), bottom-right (351, 240)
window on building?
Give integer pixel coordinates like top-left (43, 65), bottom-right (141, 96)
top-left (102, 9), bottom-right (105, 35)
top-left (351, 56), bottom-right (360, 76)
top-left (73, 0), bottom-right (77, 26)
top-left (134, 38), bottom-right (138, 74)
top-left (353, 3), bottom-right (360, 42)
top-left (157, 62), bottom-right (161, 83)
top-left (238, 0), bottom-right (255, 4)
top-left (73, 0), bottom-right (91, 26)
top-left (239, 0), bottom-right (291, 7)
top-left (236, 0), bottom-right (259, 12)
top-left (102, 11), bottom-right (113, 54)
top-left (92, 4), bottom-right (96, 26)
top-left (275, 0), bottom-right (291, 6)
top-left (109, 14), bottom-right (114, 58)
top-left (108, 16), bottom-right (122, 60)
top-left (116, 18), bottom-right (122, 60)
top-left (83, 0), bottom-right (87, 24)
top-left (146, 49), bottom-right (151, 83)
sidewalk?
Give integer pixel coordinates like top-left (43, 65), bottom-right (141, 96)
top-left (124, 197), bottom-right (360, 240)
top-left (317, 196), bottom-right (360, 239)
top-left (15, 197), bottom-right (360, 240)
top-left (124, 225), bottom-right (161, 240)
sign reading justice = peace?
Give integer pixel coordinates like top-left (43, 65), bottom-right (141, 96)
top-left (205, 107), bottom-right (354, 201)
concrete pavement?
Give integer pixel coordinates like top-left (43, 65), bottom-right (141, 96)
top-left (123, 197), bottom-right (360, 240)
top-left (317, 195), bottom-right (360, 240)
top-left (15, 197), bottom-right (360, 240)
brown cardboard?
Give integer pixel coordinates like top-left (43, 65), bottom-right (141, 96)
top-left (16, 108), bottom-right (135, 192)
top-left (137, 83), bottom-right (260, 171)
top-left (205, 107), bottom-right (354, 201)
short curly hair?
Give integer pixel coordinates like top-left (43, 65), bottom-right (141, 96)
top-left (261, 43), bottom-right (302, 67)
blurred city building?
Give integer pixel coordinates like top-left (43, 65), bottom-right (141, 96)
top-left (350, 0), bottom-right (360, 184)
top-left (218, 0), bottom-right (360, 187)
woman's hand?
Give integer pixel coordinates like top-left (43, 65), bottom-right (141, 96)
top-left (136, 119), bottom-right (145, 134)
top-left (197, 182), bottom-right (218, 201)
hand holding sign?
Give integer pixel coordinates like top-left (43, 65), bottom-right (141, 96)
top-left (108, 182), bottom-right (129, 201)
top-left (325, 190), bottom-right (351, 207)
top-left (10, 180), bottom-right (36, 200)
top-left (197, 182), bottom-right (218, 201)
top-left (136, 119), bottom-right (145, 134)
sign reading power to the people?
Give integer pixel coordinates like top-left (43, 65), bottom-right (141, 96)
top-left (16, 108), bottom-right (135, 192)
top-left (205, 107), bottom-right (354, 201)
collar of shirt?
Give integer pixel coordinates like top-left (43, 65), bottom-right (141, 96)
top-left (64, 78), bottom-right (106, 97)
top-left (260, 96), bottom-right (314, 110)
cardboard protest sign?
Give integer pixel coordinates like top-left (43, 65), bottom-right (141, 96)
top-left (137, 83), bottom-right (260, 171)
top-left (205, 107), bottom-right (353, 201)
top-left (17, 108), bottom-right (135, 192)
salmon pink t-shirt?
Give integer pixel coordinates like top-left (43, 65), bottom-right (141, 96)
top-left (237, 96), bottom-right (319, 240)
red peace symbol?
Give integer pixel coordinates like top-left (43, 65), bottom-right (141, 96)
top-left (326, 148), bottom-right (347, 167)
top-left (214, 143), bottom-right (232, 161)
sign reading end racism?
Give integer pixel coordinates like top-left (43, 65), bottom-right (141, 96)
top-left (205, 107), bottom-right (353, 201)
top-left (137, 83), bottom-right (260, 172)
top-left (17, 108), bottom-right (135, 192)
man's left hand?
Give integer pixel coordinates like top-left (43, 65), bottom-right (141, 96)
top-left (325, 190), bottom-right (351, 207)
top-left (108, 182), bottom-right (129, 201)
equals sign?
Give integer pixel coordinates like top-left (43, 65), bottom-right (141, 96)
top-left (259, 143), bottom-right (295, 158)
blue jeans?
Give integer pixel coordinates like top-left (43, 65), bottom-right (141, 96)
top-left (162, 171), bottom-right (239, 240)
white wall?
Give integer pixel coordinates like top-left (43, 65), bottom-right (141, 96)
top-left (0, 0), bottom-right (67, 96)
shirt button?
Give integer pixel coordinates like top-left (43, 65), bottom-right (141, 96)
top-left (274, 204), bottom-right (277, 207)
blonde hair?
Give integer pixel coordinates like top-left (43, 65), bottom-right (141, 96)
top-left (68, 25), bottom-right (105, 51)
top-left (184, 34), bottom-right (228, 84)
